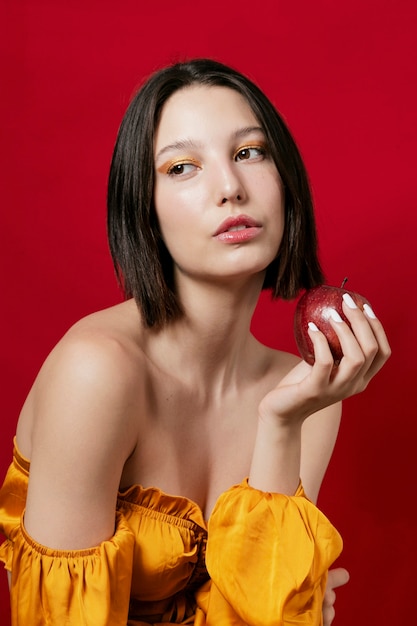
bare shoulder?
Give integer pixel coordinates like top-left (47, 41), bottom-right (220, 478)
top-left (17, 300), bottom-right (148, 548)
top-left (17, 299), bottom-right (145, 461)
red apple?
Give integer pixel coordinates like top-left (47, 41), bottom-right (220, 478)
top-left (293, 280), bottom-right (371, 365)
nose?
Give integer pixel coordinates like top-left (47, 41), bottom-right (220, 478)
top-left (214, 162), bottom-right (246, 207)
top-left (220, 194), bottom-right (242, 205)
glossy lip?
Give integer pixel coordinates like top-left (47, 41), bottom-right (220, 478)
top-left (213, 214), bottom-right (261, 236)
top-left (213, 214), bottom-right (263, 244)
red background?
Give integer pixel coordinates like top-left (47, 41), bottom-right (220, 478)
top-left (1, 1), bottom-right (416, 623)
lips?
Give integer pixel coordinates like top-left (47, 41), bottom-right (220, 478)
top-left (213, 214), bottom-right (263, 244)
top-left (213, 214), bottom-right (261, 236)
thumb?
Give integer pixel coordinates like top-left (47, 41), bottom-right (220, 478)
top-left (327, 567), bottom-right (350, 589)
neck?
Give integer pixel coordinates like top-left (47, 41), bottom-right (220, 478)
top-left (143, 274), bottom-right (266, 394)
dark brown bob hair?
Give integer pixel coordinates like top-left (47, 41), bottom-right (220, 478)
top-left (107, 58), bottom-right (324, 328)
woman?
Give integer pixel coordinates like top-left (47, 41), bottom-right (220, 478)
top-left (0, 59), bottom-right (390, 625)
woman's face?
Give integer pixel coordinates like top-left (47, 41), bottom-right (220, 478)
top-left (153, 85), bottom-right (284, 288)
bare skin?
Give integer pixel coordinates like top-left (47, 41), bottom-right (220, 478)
top-left (16, 297), bottom-right (340, 529)
top-left (13, 86), bottom-right (391, 624)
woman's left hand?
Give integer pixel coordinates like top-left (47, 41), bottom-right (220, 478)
top-left (323, 567), bottom-right (350, 625)
top-left (259, 297), bottom-right (391, 424)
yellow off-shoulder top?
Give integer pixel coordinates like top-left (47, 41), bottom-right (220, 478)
top-left (0, 439), bottom-right (342, 625)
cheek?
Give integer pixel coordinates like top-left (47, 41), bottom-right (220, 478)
top-left (153, 187), bottom-right (195, 250)
top-left (154, 183), bottom-right (206, 232)
top-left (262, 177), bottom-right (285, 226)
top-left (256, 166), bottom-right (284, 202)
top-left (267, 183), bottom-right (285, 250)
top-left (154, 185), bottom-right (178, 229)
top-left (273, 180), bottom-right (285, 226)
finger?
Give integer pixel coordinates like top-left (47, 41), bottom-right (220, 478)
top-left (342, 298), bottom-right (391, 380)
top-left (306, 323), bottom-right (335, 382)
top-left (342, 298), bottom-right (379, 360)
top-left (326, 311), bottom-right (367, 376)
top-left (326, 299), bottom-right (384, 383)
top-left (322, 605), bottom-right (335, 626)
top-left (360, 302), bottom-right (392, 377)
top-left (323, 589), bottom-right (336, 607)
top-left (322, 568), bottom-right (350, 626)
top-left (327, 567), bottom-right (350, 589)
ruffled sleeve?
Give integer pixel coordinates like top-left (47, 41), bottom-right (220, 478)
top-left (204, 479), bottom-right (343, 626)
top-left (0, 444), bottom-right (136, 625)
top-left (6, 512), bottom-right (135, 626)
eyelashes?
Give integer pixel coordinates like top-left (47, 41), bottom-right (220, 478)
top-left (233, 144), bottom-right (267, 162)
top-left (159, 143), bottom-right (269, 178)
top-left (167, 159), bottom-right (200, 176)
top-left (160, 157), bottom-right (201, 177)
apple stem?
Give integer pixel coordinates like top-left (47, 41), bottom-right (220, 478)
top-left (341, 277), bottom-right (348, 288)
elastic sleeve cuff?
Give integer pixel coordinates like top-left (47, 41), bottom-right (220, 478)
top-left (7, 511), bottom-right (135, 626)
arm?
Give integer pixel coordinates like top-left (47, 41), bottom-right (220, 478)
top-left (206, 479), bottom-right (343, 626)
top-left (23, 329), bottom-right (136, 548)
top-left (11, 326), bottom-right (139, 624)
top-left (249, 298), bottom-right (390, 496)
top-left (205, 300), bottom-right (389, 625)
top-left (300, 401), bottom-right (342, 504)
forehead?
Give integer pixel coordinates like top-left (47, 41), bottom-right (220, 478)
top-left (154, 85), bottom-right (260, 150)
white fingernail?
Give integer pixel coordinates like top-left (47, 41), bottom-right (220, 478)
top-left (363, 303), bottom-right (377, 319)
top-left (323, 307), bottom-right (344, 323)
top-left (343, 293), bottom-right (357, 309)
top-left (308, 322), bottom-right (319, 331)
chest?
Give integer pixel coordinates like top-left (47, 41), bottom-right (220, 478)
top-left (120, 378), bottom-right (264, 519)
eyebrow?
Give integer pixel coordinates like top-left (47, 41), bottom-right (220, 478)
top-left (155, 126), bottom-right (265, 162)
top-left (233, 125), bottom-right (264, 140)
top-left (155, 139), bottom-right (201, 162)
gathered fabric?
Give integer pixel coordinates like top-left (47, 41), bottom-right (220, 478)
top-left (0, 438), bottom-right (342, 625)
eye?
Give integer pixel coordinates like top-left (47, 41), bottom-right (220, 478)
top-left (234, 145), bottom-right (266, 162)
top-left (166, 161), bottom-right (199, 176)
